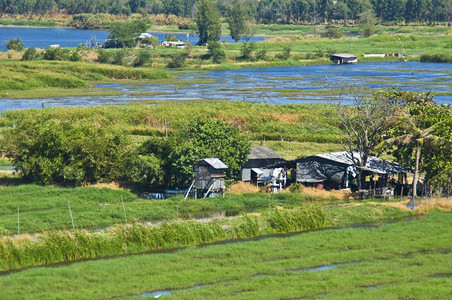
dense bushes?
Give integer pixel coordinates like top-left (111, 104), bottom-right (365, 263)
top-left (2, 118), bottom-right (132, 185)
top-left (5, 37), bottom-right (24, 51)
top-left (420, 52), bottom-right (452, 63)
top-left (1, 112), bottom-right (250, 187)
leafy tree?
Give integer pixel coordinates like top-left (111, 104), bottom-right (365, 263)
top-left (5, 37), bottom-right (24, 51)
top-left (108, 20), bottom-right (148, 48)
top-left (207, 41), bottom-right (226, 63)
top-left (140, 36), bottom-right (159, 48)
top-left (358, 10), bottom-right (377, 37)
top-left (404, 0), bottom-right (428, 22)
top-left (196, 0), bottom-right (221, 45)
top-left (21, 47), bottom-right (39, 61)
top-left (345, 0), bottom-right (373, 21)
top-left (2, 118), bottom-right (131, 185)
top-left (139, 119), bottom-right (250, 187)
top-left (381, 91), bottom-right (452, 202)
top-left (226, 0), bottom-right (249, 42)
top-left (164, 34), bottom-right (180, 42)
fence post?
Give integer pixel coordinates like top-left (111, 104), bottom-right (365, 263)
top-left (121, 195), bottom-right (127, 224)
top-left (17, 206), bottom-right (20, 235)
top-left (68, 200), bottom-right (75, 229)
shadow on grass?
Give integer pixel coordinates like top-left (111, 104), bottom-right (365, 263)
top-left (0, 176), bottom-right (25, 186)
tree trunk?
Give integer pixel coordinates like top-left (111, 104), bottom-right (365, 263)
top-left (408, 147), bottom-right (421, 208)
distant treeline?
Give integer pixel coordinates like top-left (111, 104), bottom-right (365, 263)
top-left (0, 0), bottom-right (451, 24)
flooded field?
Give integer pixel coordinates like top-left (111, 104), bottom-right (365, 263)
top-left (1, 61), bottom-right (451, 112)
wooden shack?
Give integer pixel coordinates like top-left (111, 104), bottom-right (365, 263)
top-left (331, 53), bottom-right (358, 64)
top-left (294, 151), bottom-right (410, 197)
top-left (240, 147), bottom-right (285, 185)
top-left (193, 158), bottom-right (228, 198)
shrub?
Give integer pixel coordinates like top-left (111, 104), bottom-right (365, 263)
top-left (420, 52), bottom-right (452, 63)
top-left (276, 45), bottom-right (291, 60)
top-left (133, 50), bottom-right (152, 67)
top-left (21, 47), bottom-right (39, 61)
top-left (97, 49), bottom-right (112, 63)
top-left (166, 52), bottom-right (187, 68)
top-left (255, 48), bottom-right (269, 61)
top-left (112, 49), bottom-right (128, 65)
top-left (321, 27), bottom-right (343, 39)
top-left (69, 52), bottom-right (83, 62)
top-left (5, 37), bottom-right (24, 51)
top-left (239, 42), bottom-right (255, 60)
top-left (43, 47), bottom-right (70, 61)
top-left (207, 41), bottom-right (226, 63)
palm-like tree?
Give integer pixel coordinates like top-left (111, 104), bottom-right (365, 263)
top-left (384, 108), bottom-right (444, 208)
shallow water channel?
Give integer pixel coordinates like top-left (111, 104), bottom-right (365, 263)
top-left (1, 61), bottom-right (451, 112)
top-left (125, 214), bottom-right (425, 299)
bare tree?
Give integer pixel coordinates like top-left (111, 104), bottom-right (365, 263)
top-left (333, 88), bottom-right (399, 196)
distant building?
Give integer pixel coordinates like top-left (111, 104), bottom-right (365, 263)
top-left (193, 158), bottom-right (228, 198)
top-left (161, 41), bottom-right (186, 48)
top-left (330, 53), bottom-right (357, 64)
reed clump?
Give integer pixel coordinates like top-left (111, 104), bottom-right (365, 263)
top-left (0, 206), bottom-right (328, 271)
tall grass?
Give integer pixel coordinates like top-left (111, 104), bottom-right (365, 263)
top-left (0, 212), bottom-right (450, 299)
top-left (420, 51), bottom-right (452, 63)
top-left (0, 206), bottom-right (329, 271)
top-left (1, 102), bottom-right (342, 144)
top-left (0, 60), bottom-right (171, 91)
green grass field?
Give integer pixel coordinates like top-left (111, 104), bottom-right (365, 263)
top-left (0, 211), bottom-right (449, 299)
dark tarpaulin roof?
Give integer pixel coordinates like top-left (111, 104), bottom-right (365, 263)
top-left (315, 151), bottom-right (410, 174)
top-left (296, 151), bottom-right (410, 184)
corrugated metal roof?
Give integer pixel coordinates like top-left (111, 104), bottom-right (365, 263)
top-left (201, 158), bottom-right (228, 170)
top-left (331, 53), bottom-right (357, 59)
top-left (315, 151), bottom-right (409, 174)
top-left (248, 147), bottom-right (285, 160)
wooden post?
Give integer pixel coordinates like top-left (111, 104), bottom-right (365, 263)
top-left (121, 195), bottom-right (127, 224)
top-left (68, 201), bottom-right (75, 229)
top-left (164, 119), bottom-right (168, 138)
top-left (17, 206), bottom-right (20, 235)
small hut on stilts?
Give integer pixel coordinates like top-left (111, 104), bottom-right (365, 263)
top-left (192, 158), bottom-right (228, 199)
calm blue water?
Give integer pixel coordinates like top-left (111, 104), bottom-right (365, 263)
top-left (0, 27), bottom-right (265, 51)
top-left (0, 61), bottom-right (451, 112)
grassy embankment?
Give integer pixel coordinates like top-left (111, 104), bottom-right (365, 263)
top-left (0, 210), bottom-right (450, 299)
top-left (0, 59), bottom-right (171, 98)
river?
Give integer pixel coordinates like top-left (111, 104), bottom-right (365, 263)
top-left (0, 61), bottom-right (451, 112)
top-left (0, 26), bottom-right (265, 51)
